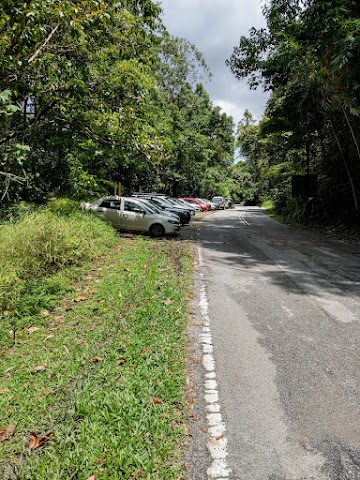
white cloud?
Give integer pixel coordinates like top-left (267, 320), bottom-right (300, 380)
top-left (159, 0), bottom-right (269, 126)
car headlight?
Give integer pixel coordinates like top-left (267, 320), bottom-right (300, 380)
top-left (168, 219), bottom-right (180, 225)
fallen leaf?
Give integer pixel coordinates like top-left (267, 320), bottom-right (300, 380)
top-left (143, 264), bottom-right (149, 269)
top-left (163, 298), bottom-right (173, 306)
top-left (0, 389), bottom-right (10, 394)
top-left (96, 457), bottom-right (107, 463)
top-left (44, 335), bottom-right (54, 342)
top-left (86, 475), bottom-right (96, 480)
top-left (202, 425), bottom-right (207, 433)
top-left (89, 356), bottom-right (104, 363)
top-left (35, 364), bottom-right (47, 372)
top-left (29, 431), bottom-right (53, 449)
top-left (65, 304), bottom-right (73, 311)
top-left (27, 327), bottom-right (39, 333)
top-left (116, 359), bottom-right (126, 365)
top-left (216, 434), bottom-right (224, 440)
top-left (41, 310), bottom-right (50, 316)
top-left (0, 424), bottom-right (15, 442)
top-left (89, 290), bottom-right (97, 295)
top-left (73, 296), bottom-right (88, 303)
top-left (150, 397), bottom-right (164, 405)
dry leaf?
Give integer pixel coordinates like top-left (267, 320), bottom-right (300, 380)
top-left (216, 434), bottom-right (224, 440)
top-left (73, 296), bottom-right (88, 303)
top-left (0, 389), bottom-right (10, 394)
top-left (63, 345), bottom-right (70, 354)
top-left (202, 425), bottom-right (207, 433)
top-left (89, 289), bottom-right (97, 295)
top-left (0, 424), bottom-right (15, 442)
top-left (35, 364), bottom-right (47, 372)
top-left (27, 327), bottom-right (40, 333)
top-left (89, 356), bottom-right (104, 363)
top-left (96, 457), bottom-right (107, 463)
top-left (116, 359), bottom-right (126, 365)
top-left (87, 475), bottom-right (96, 480)
top-left (163, 298), bottom-right (172, 306)
top-left (150, 397), bottom-right (164, 405)
top-left (41, 310), bottom-right (50, 316)
top-left (29, 431), bottom-right (53, 449)
top-left (44, 335), bottom-right (54, 342)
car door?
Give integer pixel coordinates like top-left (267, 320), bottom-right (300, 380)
top-left (121, 200), bottom-right (147, 231)
top-left (101, 199), bottom-right (122, 228)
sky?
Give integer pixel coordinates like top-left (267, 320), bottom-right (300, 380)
top-left (160, 0), bottom-right (270, 129)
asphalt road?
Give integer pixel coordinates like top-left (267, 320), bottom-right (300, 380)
top-left (188, 206), bottom-right (360, 480)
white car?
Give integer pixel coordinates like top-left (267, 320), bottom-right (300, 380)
top-left (82, 196), bottom-right (180, 237)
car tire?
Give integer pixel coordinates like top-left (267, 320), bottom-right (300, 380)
top-left (150, 223), bottom-right (165, 238)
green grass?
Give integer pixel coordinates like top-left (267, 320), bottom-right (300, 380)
top-left (0, 205), bottom-right (193, 479)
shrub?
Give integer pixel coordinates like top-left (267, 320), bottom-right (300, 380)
top-left (0, 207), bottom-right (118, 331)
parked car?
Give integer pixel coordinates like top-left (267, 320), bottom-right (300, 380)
top-left (212, 196), bottom-right (226, 209)
top-left (132, 194), bottom-right (191, 225)
top-left (180, 197), bottom-right (208, 211)
top-left (198, 198), bottom-right (216, 210)
top-left (166, 197), bottom-right (197, 215)
top-left (175, 198), bottom-right (201, 213)
top-left (82, 196), bottom-right (180, 237)
top-left (136, 198), bottom-right (181, 221)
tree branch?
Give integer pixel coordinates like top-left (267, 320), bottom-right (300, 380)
top-left (28, 24), bottom-right (60, 64)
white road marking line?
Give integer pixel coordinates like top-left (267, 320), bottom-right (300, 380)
top-left (197, 245), bottom-right (232, 480)
top-left (238, 212), bottom-right (251, 226)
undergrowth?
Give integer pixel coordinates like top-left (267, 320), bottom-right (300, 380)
top-left (0, 201), bottom-right (117, 341)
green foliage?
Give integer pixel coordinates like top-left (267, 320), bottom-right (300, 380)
top-left (227, 0), bottom-right (360, 223)
top-left (0, 206), bottom-right (117, 327)
top-left (1, 1), bottom-right (235, 204)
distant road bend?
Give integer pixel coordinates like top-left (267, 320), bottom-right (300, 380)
top-left (192, 206), bottom-right (360, 480)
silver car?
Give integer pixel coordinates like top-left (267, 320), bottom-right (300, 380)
top-left (83, 196), bottom-right (180, 237)
top-left (211, 196), bottom-right (226, 210)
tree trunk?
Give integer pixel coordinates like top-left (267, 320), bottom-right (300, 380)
top-left (330, 120), bottom-right (359, 213)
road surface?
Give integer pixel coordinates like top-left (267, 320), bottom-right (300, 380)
top-left (187, 206), bottom-right (360, 480)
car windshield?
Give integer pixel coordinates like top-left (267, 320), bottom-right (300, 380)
top-left (154, 197), bottom-right (172, 207)
top-left (167, 198), bottom-right (182, 207)
top-left (137, 200), bottom-right (159, 214)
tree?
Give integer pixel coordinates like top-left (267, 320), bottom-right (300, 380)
top-left (227, 0), bottom-right (360, 223)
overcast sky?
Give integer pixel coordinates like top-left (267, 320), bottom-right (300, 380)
top-left (160, 0), bottom-right (269, 128)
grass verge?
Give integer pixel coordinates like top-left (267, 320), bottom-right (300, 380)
top-left (0, 212), bottom-right (193, 479)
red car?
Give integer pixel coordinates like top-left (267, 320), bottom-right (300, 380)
top-left (179, 197), bottom-right (208, 211)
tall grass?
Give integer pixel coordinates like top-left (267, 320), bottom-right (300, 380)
top-left (0, 201), bottom-right (118, 342)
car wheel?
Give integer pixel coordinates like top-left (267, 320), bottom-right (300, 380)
top-left (150, 223), bottom-right (165, 238)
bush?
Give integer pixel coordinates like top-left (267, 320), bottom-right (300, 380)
top-left (0, 207), bottom-right (118, 329)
